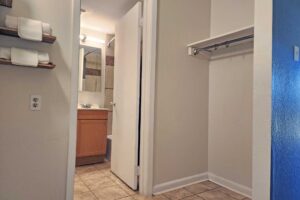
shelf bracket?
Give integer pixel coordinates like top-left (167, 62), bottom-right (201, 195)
top-left (188, 47), bottom-right (197, 56)
top-left (188, 47), bottom-right (211, 58)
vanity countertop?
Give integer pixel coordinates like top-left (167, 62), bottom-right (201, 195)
top-left (78, 107), bottom-right (110, 111)
top-left (77, 104), bottom-right (110, 111)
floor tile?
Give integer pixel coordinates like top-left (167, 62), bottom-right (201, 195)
top-left (117, 182), bottom-right (137, 195)
top-left (184, 182), bottom-right (212, 194)
top-left (199, 181), bottom-right (220, 190)
top-left (74, 180), bottom-right (89, 194)
top-left (75, 164), bottom-right (248, 200)
top-left (84, 176), bottom-right (116, 190)
top-left (197, 190), bottom-right (236, 200)
top-left (164, 188), bottom-right (194, 200)
top-left (74, 174), bottom-right (81, 182)
top-left (80, 170), bottom-right (107, 182)
top-left (152, 195), bottom-right (171, 200)
top-left (92, 185), bottom-right (129, 200)
top-left (108, 173), bottom-right (120, 182)
top-left (120, 197), bottom-right (136, 200)
top-left (100, 168), bottom-right (113, 176)
top-left (94, 162), bottom-right (111, 170)
top-left (74, 191), bottom-right (97, 200)
top-left (215, 188), bottom-right (246, 200)
top-left (182, 195), bottom-right (205, 200)
top-left (133, 194), bottom-right (169, 200)
top-left (76, 165), bottom-right (98, 175)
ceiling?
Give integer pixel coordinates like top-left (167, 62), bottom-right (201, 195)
top-left (81, 0), bottom-right (140, 34)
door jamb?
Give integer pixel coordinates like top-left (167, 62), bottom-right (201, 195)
top-left (139, 0), bottom-right (157, 196)
top-left (66, 0), bottom-right (157, 199)
top-left (66, 0), bottom-right (80, 200)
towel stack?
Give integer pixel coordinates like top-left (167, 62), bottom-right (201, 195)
top-left (0, 16), bottom-right (53, 67)
top-left (5, 15), bottom-right (53, 41)
top-left (0, 47), bottom-right (50, 67)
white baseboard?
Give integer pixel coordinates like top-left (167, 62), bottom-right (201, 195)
top-left (153, 172), bottom-right (252, 199)
top-left (208, 173), bottom-right (252, 198)
top-left (153, 172), bottom-right (209, 194)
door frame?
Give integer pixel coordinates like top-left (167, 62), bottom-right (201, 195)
top-left (252, 0), bottom-right (272, 199)
top-left (66, 0), bottom-right (157, 199)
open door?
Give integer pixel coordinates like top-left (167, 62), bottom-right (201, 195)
top-left (111, 2), bottom-right (142, 190)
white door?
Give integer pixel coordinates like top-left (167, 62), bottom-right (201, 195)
top-left (111, 2), bottom-right (142, 190)
top-left (78, 48), bottom-right (84, 91)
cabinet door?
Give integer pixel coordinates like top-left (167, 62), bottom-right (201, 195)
top-left (76, 119), bottom-right (107, 157)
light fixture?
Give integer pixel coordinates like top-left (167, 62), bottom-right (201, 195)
top-left (80, 34), bottom-right (87, 42)
top-left (80, 34), bottom-right (105, 45)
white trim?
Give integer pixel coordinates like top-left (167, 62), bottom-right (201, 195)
top-left (208, 173), bottom-right (252, 198)
top-left (66, 0), bottom-right (80, 200)
top-left (252, 0), bottom-right (272, 199)
top-left (153, 173), bottom-right (209, 195)
top-left (139, 0), bottom-right (157, 196)
top-left (153, 172), bottom-right (252, 199)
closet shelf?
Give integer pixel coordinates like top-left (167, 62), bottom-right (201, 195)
top-left (187, 25), bottom-right (254, 56)
top-left (0, 59), bottom-right (56, 69)
top-left (0, 27), bottom-right (56, 44)
top-left (0, 0), bottom-right (12, 8)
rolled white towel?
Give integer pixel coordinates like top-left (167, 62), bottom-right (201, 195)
top-left (18, 17), bottom-right (43, 41)
top-left (38, 52), bottom-right (50, 64)
top-left (11, 47), bottom-right (39, 67)
top-left (5, 15), bottom-right (52, 35)
top-left (5, 15), bottom-right (18, 29)
top-left (0, 47), bottom-right (11, 60)
top-left (42, 23), bottom-right (52, 36)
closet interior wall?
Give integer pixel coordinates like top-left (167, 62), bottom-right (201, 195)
top-left (154, 0), bottom-right (211, 187)
top-left (208, 0), bottom-right (254, 190)
top-left (154, 0), bottom-right (254, 196)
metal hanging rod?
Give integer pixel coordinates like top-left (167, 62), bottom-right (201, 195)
top-left (107, 37), bottom-right (115, 48)
top-left (192, 34), bottom-right (254, 56)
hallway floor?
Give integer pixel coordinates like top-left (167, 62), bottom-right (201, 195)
top-left (74, 163), bottom-right (251, 200)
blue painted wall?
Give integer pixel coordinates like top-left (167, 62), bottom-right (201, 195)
top-left (272, 0), bottom-right (300, 199)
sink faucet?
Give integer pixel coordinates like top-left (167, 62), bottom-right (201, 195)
top-left (81, 104), bottom-right (92, 109)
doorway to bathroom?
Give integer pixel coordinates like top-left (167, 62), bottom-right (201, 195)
top-left (73, 0), bottom-right (149, 199)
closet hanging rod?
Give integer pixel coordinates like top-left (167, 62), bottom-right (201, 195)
top-left (192, 34), bottom-right (254, 55)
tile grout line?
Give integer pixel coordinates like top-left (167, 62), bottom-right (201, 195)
top-left (77, 165), bottom-right (114, 200)
top-left (79, 174), bottom-right (99, 200)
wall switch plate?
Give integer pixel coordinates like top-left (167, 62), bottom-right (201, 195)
top-left (294, 46), bottom-right (300, 62)
top-left (30, 95), bottom-right (42, 111)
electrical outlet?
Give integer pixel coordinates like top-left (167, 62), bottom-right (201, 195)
top-left (30, 95), bottom-right (42, 111)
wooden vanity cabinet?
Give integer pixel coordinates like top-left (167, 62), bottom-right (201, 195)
top-left (76, 110), bottom-right (108, 166)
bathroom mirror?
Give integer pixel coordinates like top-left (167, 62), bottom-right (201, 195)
top-left (78, 45), bottom-right (103, 92)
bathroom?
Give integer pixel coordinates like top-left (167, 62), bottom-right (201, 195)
top-left (75, 0), bottom-right (143, 199)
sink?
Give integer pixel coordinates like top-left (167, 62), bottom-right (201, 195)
top-left (78, 104), bottom-right (109, 111)
top-left (81, 104), bottom-right (92, 109)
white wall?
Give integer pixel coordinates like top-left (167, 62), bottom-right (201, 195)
top-left (0, 0), bottom-right (74, 199)
top-left (208, 0), bottom-right (254, 191)
top-left (154, 0), bottom-right (211, 187)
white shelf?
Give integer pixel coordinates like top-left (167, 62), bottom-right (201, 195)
top-left (187, 25), bottom-right (254, 56)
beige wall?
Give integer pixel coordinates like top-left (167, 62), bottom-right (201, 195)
top-left (208, 0), bottom-right (254, 188)
top-left (154, 0), bottom-right (211, 185)
top-left (0, 0), bottom-right (74, 199)
top-left (210, 0), bottom-right (254, 37)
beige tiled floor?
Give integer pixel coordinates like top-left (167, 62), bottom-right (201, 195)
top-left (74, 163), bottom-right (251, 200)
